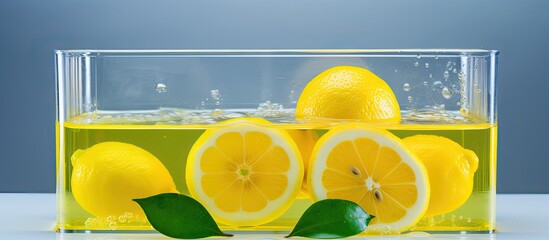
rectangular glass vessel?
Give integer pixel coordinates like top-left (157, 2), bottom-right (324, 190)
top-left (55, 50), bottom-right (498, 234)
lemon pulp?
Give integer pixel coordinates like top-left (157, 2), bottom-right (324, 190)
top-left (308, 124), bottom-right (429, 233)
top-left (186, 119), bottom-right (304, 226)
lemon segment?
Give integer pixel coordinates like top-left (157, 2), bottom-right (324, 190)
top-left (186, 119), bottom-right (303, 226)
top-left (296, 66), bottom-right (401, 122)
top-left (71, 142), bottom-right (178, 217)
top-left (403, 135), bottom-right (479, 217)
top-left (308, 124), bottom-right (429, 234)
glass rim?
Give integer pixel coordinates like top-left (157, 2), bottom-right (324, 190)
top-left (54, 49), bottom-right (499, 57)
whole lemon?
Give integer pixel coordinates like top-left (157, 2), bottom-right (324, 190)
top-left (295, 66), bottom-right (401, 122)
top-left (287, 129), bottom-right (319, 198)
top-left (403, 135), bottom-right (479, 217)
top-left (71, 142), bottom-right (178, 217)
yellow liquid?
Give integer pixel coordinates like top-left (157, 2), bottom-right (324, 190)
top-left (56, 120), bottom-right (496, 233)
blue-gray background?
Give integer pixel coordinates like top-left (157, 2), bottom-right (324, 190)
top-left (1, 0), bottom-right (548, 193)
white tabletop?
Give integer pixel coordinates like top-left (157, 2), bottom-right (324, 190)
top-left (0, 194), bottom-right (547, 239)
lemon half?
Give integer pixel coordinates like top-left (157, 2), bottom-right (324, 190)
top-left (308, 124), bottom-right (429, 234)
top-left (186, 118), bottom-right (303, 226)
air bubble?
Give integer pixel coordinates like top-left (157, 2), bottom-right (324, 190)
top-left (403, 83), bottom-right (411, 92)
top-left (475, 89), bottom-right (481, 94)
top-left (108, 221), bottom-right (117, 230)
top-left (423, 81), bottom-right (428, 86)
top-left (442, 87), bottom-right (452, 99)
top-left (155, 83), bottom-right (167, 93)
top-left (416, 53), bottom-right (421, 59)
top-left (212, 109), bottom-right (223, 117)
top-left (425, 63), bottom-right (430, 68)
top-left (453, 68), bottom-right (458, 73)
top-left (433, 81), bottom-right (443, 88)
top-left (413, 61), bottom-right (419, 67)
top-left (394, 69), bottom-right (398, 73)
top-left (429, 73), bottom-right (433, 78)
top-left (118, 215), bottom-right (127, 223)
top-left (200, 101), bottom-right (205, 106)
top-left (456, 102), bottom-right (461, 106)
top-left (467, 218), bottom-right (472, 223)
top-left (435, 54), bottom-right (439, 59)
top-left (443, 71), bottom-right (450, 79)
top-left (408, 96), bottom-right (414, 102)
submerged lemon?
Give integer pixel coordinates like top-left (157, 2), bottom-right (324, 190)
top-left (308, 124), bottom-right (429, 234)
top-left (295, 66), bottom-right (401, 122)
top-left (71, 142), bottom-right (178, 217)
top-left (287, 129), bottom-right (319, 198)
top-left (186, 118), bottom-right (303, 226)
top-left (403, 135), bottom-right (479, 217)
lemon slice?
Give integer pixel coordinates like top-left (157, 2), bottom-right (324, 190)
top-left (308, 123), bottom-right (429, 234)
top-left (186, 118), bottom-right (303, 226)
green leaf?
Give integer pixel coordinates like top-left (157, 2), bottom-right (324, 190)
top-left (133, 193), bottom-right (232, 239)
top-left (286, 199), bottom-right (374, 239)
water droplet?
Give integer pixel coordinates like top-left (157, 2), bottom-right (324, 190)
top-left (413, 61), bottom-right (419, 67)
top-left (408, 96), bottom-right (414, 102)
top-left (403, 83), bottom-right (411, 91)
top-left (443, 71), bottom-right (450, 79)
top-left (442, 87), bottom-right (452, 99)
top-left (210, 89), bottom-right (220, 100)
top-left (458, 72), bottom-right (464, 80)
top-left (155, 83), bottom-right (167, 93)
top-left (425, 63), bottom-right (430, 68)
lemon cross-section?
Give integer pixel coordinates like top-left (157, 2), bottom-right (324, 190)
top-left (186, 119), bottom-right (303, 226)
top-left (308, 124), bottom-right (429, 234)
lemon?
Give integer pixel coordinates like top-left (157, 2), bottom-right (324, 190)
top-left (295, 66), bottom-right (401, 122)
top-left (403, 135), bottom-right (479, 217)
top-left (186, 118), bottom-right (304, 226)
top-left (308, 123), bottom-right (429, 234)
top-left (71, 142), bottom-right (178, 217)
top-left (287, 129), bottom-right (319, 198)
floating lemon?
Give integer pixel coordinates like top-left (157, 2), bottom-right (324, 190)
top-left (71, 142), bottom-right (178, 217)
top-left (295, 66), bottom-right (401, 122)
top-left (186, 118), bottom-right (303, 226)
top-left (307, 124), bottom-right (429, 234)
top-left (403, 135), bottom-right (479, 217)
